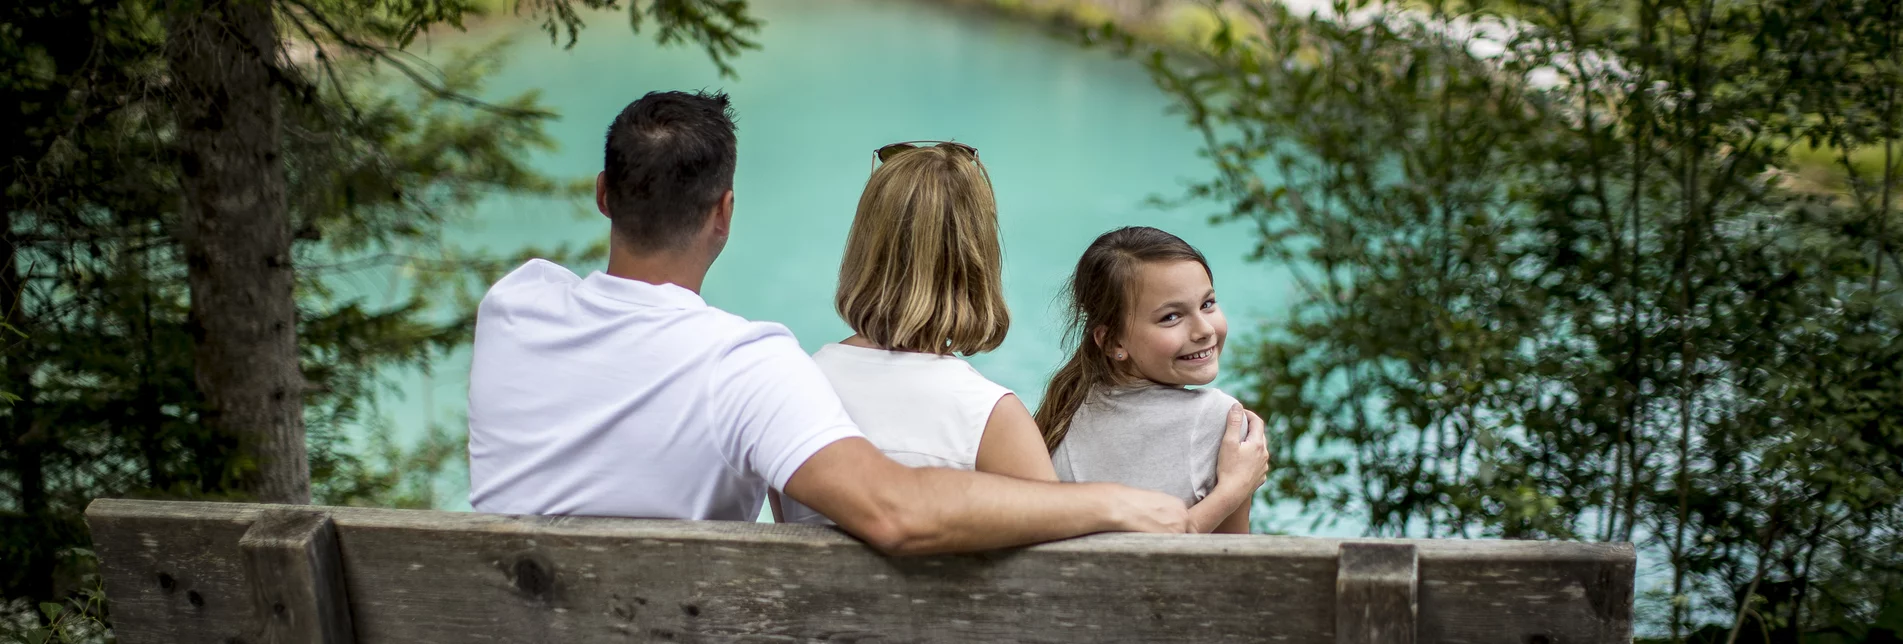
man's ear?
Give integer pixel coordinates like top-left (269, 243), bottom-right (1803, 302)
top-left (704, 190), bottom-right (735, 259)
top-left (711, 190), bottom-right (735, 236)
top-left (595, 172), bottom-right (611, 217)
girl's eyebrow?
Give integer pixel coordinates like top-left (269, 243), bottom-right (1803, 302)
top-left (1149, 289), bottom-right (1217, 314)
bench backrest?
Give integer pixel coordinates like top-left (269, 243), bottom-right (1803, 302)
top-left (85, 499), bottom-right (1635, 644)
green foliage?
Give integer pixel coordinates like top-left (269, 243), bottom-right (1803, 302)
top-left (1141, 0), bottom-right (1902, 639)
top-left (0, 13), bottom-right (566, 588)
top-left (0, 573), bottom-right (108, 644)
top-left (1, 0), bottom-right (747, 614)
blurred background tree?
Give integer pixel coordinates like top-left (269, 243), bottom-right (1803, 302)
top-left (0, 0), bottom-right (757, 613)
top-left (1136, 0), bottom-right (1900, 639)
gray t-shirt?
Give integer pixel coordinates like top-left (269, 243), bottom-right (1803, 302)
top-left (1051, 383), bottom-right (1238, 506)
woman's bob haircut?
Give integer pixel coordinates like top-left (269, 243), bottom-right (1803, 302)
top-left (835, 144), bottom-right (1009, 356)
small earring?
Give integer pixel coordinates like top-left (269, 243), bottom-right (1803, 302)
top-left (1115, 351), bottom-right (1125, 360)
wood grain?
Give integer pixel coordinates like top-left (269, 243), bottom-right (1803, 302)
top-left (239, 510), bottom-right (356, 644)
top-left (88, 499), bottom-right (1635, 644)
top-left (1335, 542), bottom-right (1416, 644)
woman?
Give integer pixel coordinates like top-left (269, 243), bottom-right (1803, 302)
top-left (774, 141), bottom-right (1050, 525)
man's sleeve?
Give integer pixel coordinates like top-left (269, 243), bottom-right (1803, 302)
top-left (708, 325), bottom-right (865, 492)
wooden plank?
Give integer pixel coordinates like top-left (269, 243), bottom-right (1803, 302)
top-left (87, 499), bottom-right (1636, 644)
top-left (240, 510), bottom-right (356, 644)
top-left (1335, 542), bottom-right (1417, 644)
top-left (88, 500), bottom-right (257, 644)
top-left (1419, 544), bottom-right (1635, 644)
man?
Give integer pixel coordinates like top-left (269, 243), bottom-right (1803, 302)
top-left (468, 90), bottom-right (1264, 554)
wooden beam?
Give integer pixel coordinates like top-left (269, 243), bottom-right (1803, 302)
top-left (238, 510), bottom-right (355, 644)
top-left (1336, 542), bottom-right (1418, 644)
top-left (88, 499), bottom-right (1635, 644)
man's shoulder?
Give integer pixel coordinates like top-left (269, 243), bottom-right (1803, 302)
top-left (475, 259), bottom-right (788, 338)
top-left (478, 259), bottom-right (580, 312)
top-left (494, 258), bottom-right (581, 291)
top-left (711, 319), bottom-right (809, 369)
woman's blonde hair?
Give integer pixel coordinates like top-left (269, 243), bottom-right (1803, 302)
top-left (835, 145), bottom-right (1009, 356)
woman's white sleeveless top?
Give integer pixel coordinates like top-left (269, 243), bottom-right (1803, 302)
top-left (779, 343), bottom-right (1012, 525)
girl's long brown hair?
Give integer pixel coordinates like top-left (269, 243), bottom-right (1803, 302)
top-left (1035, 226), bottom-right (1211, 451)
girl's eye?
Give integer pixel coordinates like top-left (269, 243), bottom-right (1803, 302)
top-left (1202, 298), bottom-right (1217, 310)
top-left (1160, 312), bottom-right (1181, 323)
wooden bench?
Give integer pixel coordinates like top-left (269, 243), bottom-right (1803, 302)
top-left (86, 498), bottom-right (1636, 643)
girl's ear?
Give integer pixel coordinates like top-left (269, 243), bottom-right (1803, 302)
top-left (1092, 326), bottom-right (1127, 361)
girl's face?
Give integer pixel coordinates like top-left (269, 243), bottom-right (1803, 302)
top-left (1103, 260), bottom-right (1226, 387)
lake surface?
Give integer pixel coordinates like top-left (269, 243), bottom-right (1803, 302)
top-left (368, 0), bottom-right (1307, 526)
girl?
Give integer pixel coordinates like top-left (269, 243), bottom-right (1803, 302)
top-left (774, 141), bottom-right (1055, 524)
top-left (1036, 226), bottom-right (1265, 533)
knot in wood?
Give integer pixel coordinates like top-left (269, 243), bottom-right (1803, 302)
top-left (511, 555), bottom-right (555, 601)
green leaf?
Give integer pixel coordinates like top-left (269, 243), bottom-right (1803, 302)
top-left (26, 628), bottom-right (52, 644)
top-left (38, 602), bottom-right (61, 620)
top-left (1875, 589), bottom-right (1903, 633)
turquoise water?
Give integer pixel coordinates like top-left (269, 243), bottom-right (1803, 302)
top-left (371, 0), bottom-right (1303, 523)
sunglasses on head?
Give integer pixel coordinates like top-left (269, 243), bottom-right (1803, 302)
top-left (871, 140), bottom-right (979, 171)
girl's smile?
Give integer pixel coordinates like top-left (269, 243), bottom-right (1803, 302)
top-left (1177, 346), bottom-right (1217, 363)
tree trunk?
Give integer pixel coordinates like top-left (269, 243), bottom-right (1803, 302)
top-left (166, 0), bottom-right (308, 504)
top-left (1, 207), bottom-right (54, 602)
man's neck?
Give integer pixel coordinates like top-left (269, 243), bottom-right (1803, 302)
top-left (605, 243), bottom-right (711, 294)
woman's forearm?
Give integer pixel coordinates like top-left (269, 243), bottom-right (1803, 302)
top-left (1213, 504), bottom-right (1251, 534)
top-left (1187, 481), bottom-right (1254, 533)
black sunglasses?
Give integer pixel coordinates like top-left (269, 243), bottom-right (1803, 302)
top-left (872, 140), bottom-right (979, 170)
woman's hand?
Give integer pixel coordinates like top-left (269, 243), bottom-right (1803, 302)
top-left (1189, 404), bottom-right (1269, 533)
top-left (1215, 404), bottom-right (1269, 495)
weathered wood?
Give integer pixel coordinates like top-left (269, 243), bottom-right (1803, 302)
top-left (239, 510), bottom-right (355, 644)
top-left (1335, 542), bottom-right (1417, 644)
top-left (87, 499), bottom-right (1635, 644)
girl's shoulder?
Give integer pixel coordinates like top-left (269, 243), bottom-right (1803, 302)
top-left (1086, 383), bottom-right (1236, 420)
top-left (1188, 386), bottom-right (1239, 409)
top-left (1097, 382), bottom-right (1235, 404)
top-left (1185, 386), bottom-right (1240, 427)
top-left (1156, 387), bottom-right (1239, 445)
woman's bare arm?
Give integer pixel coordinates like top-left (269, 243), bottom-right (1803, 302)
top-left (975, 394), bottom-right (1058, 482)
top-left (1212, 503), bottom-right (1252, 534)
top-left (782, 438), bottom-right (1193, 555)
top-left (1187, 406), bottom-right (1267, 533)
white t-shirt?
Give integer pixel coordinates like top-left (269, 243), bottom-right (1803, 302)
top-left (779, 343), bottom-right (1012, 524)
top-left (467, 259), bottom-right (863, 521)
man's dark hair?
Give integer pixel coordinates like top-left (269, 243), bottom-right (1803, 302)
top-left (602, 90), bottom-right (738, 251)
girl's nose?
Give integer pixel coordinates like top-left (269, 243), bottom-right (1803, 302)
top-left (1190, 311), bottom-right (1214, 341)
